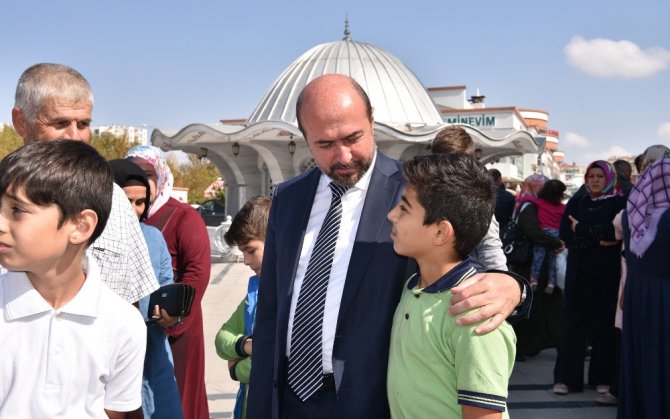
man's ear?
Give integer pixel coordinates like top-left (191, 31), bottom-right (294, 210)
top-left (12, 107), bottom-right (30, 144)
top-left (69, 209), bottom-right (98, 245)
top-left (433, 220), bottom-right (454, 246)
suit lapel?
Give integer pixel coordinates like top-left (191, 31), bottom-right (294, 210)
top-left (336, 154), bottom-right (402, 327)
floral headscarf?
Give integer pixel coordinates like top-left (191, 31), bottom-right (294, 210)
top-left (627, 157), bottom-right (670, 257)
top-left (585, 160), bottom-right (621, 200)
top-left (125, 145), bottom-right (174, 218)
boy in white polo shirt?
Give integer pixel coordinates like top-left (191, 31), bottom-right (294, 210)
top-left (0, 140), bottom-right (146, 418)
top-left (386, 153), bottom-right (516, 418)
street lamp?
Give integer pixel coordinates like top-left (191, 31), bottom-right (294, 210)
top-left (232, 142), bottom-right (240, 157)
top-left (288, 140), bottom-right (296, 156)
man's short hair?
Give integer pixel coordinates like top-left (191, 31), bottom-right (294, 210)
top-left (0, 140), bottom-right (112, 245)
top-left (402, 153), bottom-right (495, 259)
top-left (224, 196), bottom-right (272, 246)
top-left (295, 76), bottom-right (373, 138)
top-left (613, 159), bottom-right (632, 179)
top-left (14, 63), bottom-right (93, 124)
top-left (431, 126), bottom-right (475, 155)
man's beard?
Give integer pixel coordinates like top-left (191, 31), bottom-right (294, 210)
top-left (325, 157), bottom-right (372, 188)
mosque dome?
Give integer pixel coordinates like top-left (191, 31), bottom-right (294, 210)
top-left (247, 30), bottom-right (443, 130)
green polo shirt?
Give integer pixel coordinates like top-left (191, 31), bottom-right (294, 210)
top-left (387, 261), bottom-right (516, 418)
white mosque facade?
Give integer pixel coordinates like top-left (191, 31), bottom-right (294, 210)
top-left (153, 29), bottom-right (561, 215)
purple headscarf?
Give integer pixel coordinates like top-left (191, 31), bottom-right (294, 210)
top-left (627, 157), bottom-right (670, 257)
top-left (585, 160), bottom-right (621, 200)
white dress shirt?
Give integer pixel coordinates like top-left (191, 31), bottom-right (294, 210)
top-left (287, 152), bottom-right (377, 373)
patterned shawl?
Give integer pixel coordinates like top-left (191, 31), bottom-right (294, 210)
top-left (627, 157), bottom-right (670, 257)
top-left (125, 145), bottom-right (174, 218)
top-left (585, 160), bottom-right (621, 201)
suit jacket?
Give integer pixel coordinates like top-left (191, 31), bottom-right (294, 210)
top-left (247, 153), bottom-right (409, 419)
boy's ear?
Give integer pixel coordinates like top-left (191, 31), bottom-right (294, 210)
top-left (68, 209), bottom-right (98, 245)
top-left (433, 220), bottom-right (454, 246)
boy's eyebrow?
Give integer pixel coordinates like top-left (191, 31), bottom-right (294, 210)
top-left (4, 192), bottom-right (24, 203)
top-left (3, 191), bottom-right (34, 207)
top-left (400, 194), bottom-right (412, 208)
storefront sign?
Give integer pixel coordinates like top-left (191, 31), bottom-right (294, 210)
top-left (446, 115), bottom-right (496, 127)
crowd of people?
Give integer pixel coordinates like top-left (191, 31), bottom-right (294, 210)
top-left (501, 144), bottom-right (670, 418)
top-left (0, 61), bottom-right (667, 419)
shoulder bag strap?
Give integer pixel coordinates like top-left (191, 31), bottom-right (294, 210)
top-left (150, 205), bottom-right (177, 232)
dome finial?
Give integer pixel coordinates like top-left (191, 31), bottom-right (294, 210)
top-left (343, 14), bottom-right (350, 40)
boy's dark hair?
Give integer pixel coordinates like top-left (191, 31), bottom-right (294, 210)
top-left (224, 196), bottom-right (272, 246)
top-left (0, 140), bottom-right (113, 245)
top-left (402, 153), bottom-right (494, 259)
top-left (538, 179), bottom-right (567, 205)
top-left (431, 126), bottom-right (476, 155)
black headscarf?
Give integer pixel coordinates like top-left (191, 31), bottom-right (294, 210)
top-left (108, 159), bottom-right (151, 221)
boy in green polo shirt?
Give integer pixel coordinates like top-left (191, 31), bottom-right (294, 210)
top-left (386, 153), bottom-right (516, 419)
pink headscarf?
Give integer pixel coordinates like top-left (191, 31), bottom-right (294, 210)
top-left (514, 174), bottom-right (548, 211)
top-left (125, 145), bottom-right (174, 218)
top-left (627, 157), bottom-right (670, 257)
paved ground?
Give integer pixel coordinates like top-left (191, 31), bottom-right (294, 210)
top-left (203, 262), bottom-right (617, 418)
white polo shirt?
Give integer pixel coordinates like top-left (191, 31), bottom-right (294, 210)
top-left (0, 256), bottom-right (147, 418)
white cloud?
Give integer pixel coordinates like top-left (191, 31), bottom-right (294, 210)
top-left (564, 131), bottom-right (591, 147)
top-left (658, 122), bottom-right (670, 138)
top-left (580, 146), bottom-right (631, 164)
top-left (564, 36), bottom-right (670, 78)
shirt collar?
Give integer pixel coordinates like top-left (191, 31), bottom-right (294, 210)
top-left (407, 258), bottom-right (477, 294)
top-left (3, 255), bottom-right (102, 320)
top-left (320, 149), bottom-right (378, 193)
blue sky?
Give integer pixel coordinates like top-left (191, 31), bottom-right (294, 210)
top-left (1, 0), bottom-right (668, 165)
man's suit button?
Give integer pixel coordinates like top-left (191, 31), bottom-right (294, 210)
top-left (405, 313), bottom-right (409, 319)
top-left (273, 380), bottom-right (278, 388)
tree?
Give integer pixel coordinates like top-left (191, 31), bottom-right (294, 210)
top-left (0, 125), bottom-right (23, 159)
top-left (174, 154), bottom-right (222, 205)
top-left (90, 133), bottom-right (141, 160)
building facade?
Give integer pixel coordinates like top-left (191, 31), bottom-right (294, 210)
top-left (153, 27), bottom-right (550, 214)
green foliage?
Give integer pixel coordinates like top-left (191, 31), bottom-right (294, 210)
top-left (90, 133), bottom-right (141, 160)
top-left (0, 125), bottom-right (24, 159)
top-left (173, 154), bottom-right (223, 205)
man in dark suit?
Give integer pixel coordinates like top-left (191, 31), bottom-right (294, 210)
top-left (247, 74), bottom-right (529, 419)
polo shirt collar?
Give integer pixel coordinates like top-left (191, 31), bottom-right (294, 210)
top-left (3, 255), bottom-right (102, 320)
top-left (407, 258), bottom-right (477, 294)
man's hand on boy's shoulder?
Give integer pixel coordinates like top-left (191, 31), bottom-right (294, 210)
top-left (448, 272), bottom-right (521, 335)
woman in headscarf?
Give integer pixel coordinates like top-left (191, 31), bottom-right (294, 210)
top-left (510, 174), bottom-right (565, 360)
top-left (126, 146), bottom-right (210, 419)
top-left (553, 160), bottom-right (625, 395)
top-left (618, 156), bottom-right (670, 418)
top-left (108, 159), bottom-right (183, 419)
top-left (639, 144), bottom-right (669, 173)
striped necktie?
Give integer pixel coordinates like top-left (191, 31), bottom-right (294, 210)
top-left (288, 181), bottom-right (348, 401)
